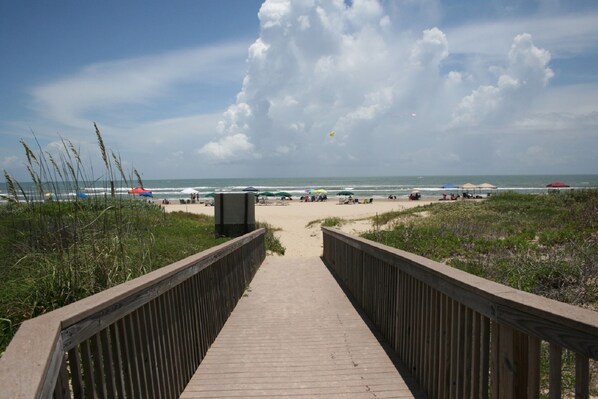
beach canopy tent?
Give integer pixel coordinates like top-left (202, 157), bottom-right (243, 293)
top-left (546, 181), bottom-right (570, 188)
top-left (242, 186), bottom-right (259, 192)
top-left (337, 190), bottom-right (354, 196)
top-left (180, 187), bottom-right (199, 195)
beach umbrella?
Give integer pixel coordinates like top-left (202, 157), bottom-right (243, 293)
top-left (204, 193), bottom-right (216, 198)
top-left (305, 188), bottom-right (315, 193)
top-left (139, 191), bottom-right (153, 198)
top-left (315, 189), bottom-right (327, 194)
top-left (337, 190), bottom-right (354, 196)
top-left (478, 183), bottom-right (497, 189)
top-left (460, 183), bottom-right (478, 190)
top-left (258, 191), bottom-right (275, 197)
top-left (76, 192), bottom-right (88, 199)
top-left (128, 187), bottom-right (148, 194)
top-left (242, 186), bottom-right (259, 192)
top-left (180, 187), bottom-right (199, 195)
top-left (546, 181), bottom-right (570, 188)
top-left (274, 191), bottom-right (292, 198)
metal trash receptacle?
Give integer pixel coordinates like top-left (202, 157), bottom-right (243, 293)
top-left (214, 193), bottom-right (256, 237)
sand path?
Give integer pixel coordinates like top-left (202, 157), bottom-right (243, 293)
top-left (164, 199), bottom-right (435, 257)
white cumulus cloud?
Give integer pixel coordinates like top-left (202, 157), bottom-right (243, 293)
top-left (201, 0), bottom-right (562, 172)
top-left (452, 33), bottom-right (553, 127)
top-left (198, 133), bottom-right (256, 161)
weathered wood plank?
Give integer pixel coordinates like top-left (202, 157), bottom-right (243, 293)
top-left (549, 343), bottom-right (563, 399)
top-left (575, 353), bottom-right (590, 399)
top-left (67, 347), bottom-right (83, 398)
top-left (527, 335), bottom-right (541, 399)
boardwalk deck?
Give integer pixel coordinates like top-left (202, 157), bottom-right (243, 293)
top-left (180, 256), bottom-right (424, 399)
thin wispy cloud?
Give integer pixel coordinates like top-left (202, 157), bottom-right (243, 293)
top-left (31, 42), bottom-right (248, 128)
top-left (445, 12), bottom-right (598, 57)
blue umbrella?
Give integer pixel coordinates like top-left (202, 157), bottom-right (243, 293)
top-left (139, 191), bottom-right (153, 198)
top-left (76, 192), bottom-right (88, 199)
top-left (242, 186), bottom-right (259, 192)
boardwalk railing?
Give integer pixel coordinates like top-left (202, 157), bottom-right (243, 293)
top-left (0, 229), bottom-right (265, 399)
top-left (323, 227), bottom-right (598, 399)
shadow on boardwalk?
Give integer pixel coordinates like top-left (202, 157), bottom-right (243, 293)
top-left (180, 256), bottom-right (426, 399)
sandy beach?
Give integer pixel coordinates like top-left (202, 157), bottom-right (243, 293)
top-left (163, 198), bottom-right (437, 257)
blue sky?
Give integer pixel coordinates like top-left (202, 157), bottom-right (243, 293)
top-left (1, 0), bottom-right (597, 181)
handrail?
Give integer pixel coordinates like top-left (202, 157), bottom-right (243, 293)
top-left (0, 228), bottom-right (266, 399)
top-left (322, 227), bottom-right (598, 399)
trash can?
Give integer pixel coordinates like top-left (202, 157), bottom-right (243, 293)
top-left (214, 193), bottom-right (256, 237)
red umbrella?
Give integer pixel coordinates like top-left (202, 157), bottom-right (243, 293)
top-left (128, 187), bottom-right (149, 194)
top-left (546, 182), bottom-right (570, 188)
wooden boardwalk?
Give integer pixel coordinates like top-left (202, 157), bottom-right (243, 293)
top-left (180, 256), bottom-right (424, 399)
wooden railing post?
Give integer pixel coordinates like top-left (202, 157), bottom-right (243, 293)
top-left (493, 323), bottom-right (530, 399)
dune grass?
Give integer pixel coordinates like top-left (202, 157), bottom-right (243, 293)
top-left (0, 198), bottom-right (232, 356)
top-left (256, 221), bottom-right (286, 255)
top-left (364, 190), bottom-right (598, 307)
top-left (306, 217), bottom-right (345, 228)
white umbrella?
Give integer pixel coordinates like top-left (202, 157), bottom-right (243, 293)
top-left (180, 187), bottom-right (199, 195)
top-left (460, 183), bottom-right (478, 190)
top-left (478, 183), bottom-right (497, 189)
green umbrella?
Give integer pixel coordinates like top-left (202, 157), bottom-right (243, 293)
top-left (204, 193), bottom-right (216, 198)
top-left (337, 190), bottom-right (354, 196)
top-left (274, 191), bottom-right (292, 198)
top-left (258, 191), bottom-right (276, 197)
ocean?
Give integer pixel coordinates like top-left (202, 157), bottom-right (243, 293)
top-left (2, 175), bottom-right (597, 202)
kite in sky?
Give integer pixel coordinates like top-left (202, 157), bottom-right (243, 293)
top-left (329, 131), bottom-right (335, 137)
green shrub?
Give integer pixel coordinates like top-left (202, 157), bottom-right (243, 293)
top-left (322, 217), bottom-right (344, 227)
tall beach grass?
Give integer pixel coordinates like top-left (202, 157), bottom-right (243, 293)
top-left (0, 126), bottom-right (229, 354)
